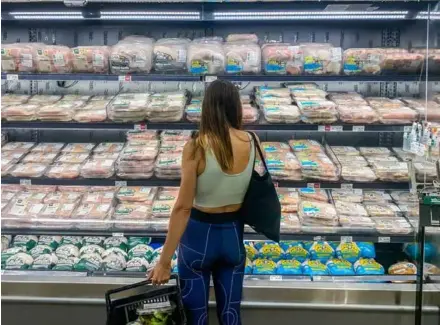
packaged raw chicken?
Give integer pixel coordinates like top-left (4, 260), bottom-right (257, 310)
top-left (93, 143), bottom-right (124, 153)
top-left (358, 147), bottom-right (391, 156)
top-left (328, 92), bottom-right (367, 105)
top-left (257, 151), bottom-right (301, 180)
top-left (116, 187), bottom-right (157, 204)
top-left (22, 152), bottom-right (59, 164)
top-left (226, 34), bottom-right (258, 43)
top-left (72, 203), bottom-right (113, 220)
top-left (390, 191), bottom-right (418, 203)
top-left (298, 188), bottom-right (328, 202)
top-left (33, 45), bottom-right (73, 73)
top-left (186, 97), bottom-right (202, 123)
top-left (38, 202), bottom-right (78, 219)
top-left (2, 142), bottom-right (35, 152)
top-left (301, 43), bottom-right (342, 75)
top-left (31, 143), bottom-right (65, 153)
top-left (373, 217), bottom-right (412, 234)
top-left (152, 199), bottom-right (176, 218)
top-left (108, 93), bottom-right (149, 122)
top-left (73, 100), bottom-right (109, 123)
top-left (298, 200), bottom-right (338, 227)
top-left (160, 130), bottom-right (192, 141)
top-left (62, 143), bottom-right (95, 153)
top-left (367, 97), bottom-right (418, 124)
top-left (37, 101), bottom-right (80, 121)
top-left (280, 213), bottom-right (301, 233)
top-left (2, 150), bottom-right (27, 162)
top-left (296, 99), bottom-right (338, 124)
top-left (43, 191), bottom-right (83, 204)
top-left (289, 140), bottom-right (322, 153)
top-left (364, 203), bottom-right (400, 217)
top-left (400, 98), bottom-right (440, 122)
top-left (10, 163), bottom-right (48, 177)
top-left (110, 36), bottom-right (154, 74)
top-left (276, 188), bottom-right (299, 213)
top-left (255, 87), bottom-right (291, 106)
top-left (336, 105), bottom-right (379, 124)
top-left (331, 189), bottom-right (363, 203)
top-left (120, 141), bottom-right (159, 161)
top-left (80, 159), bottom-right (115, 178)
top-left (4, 200), bottom-right (44, 219)
top-left (363, 190), bottom-right (392, 203)
top-left (156, 187), bottom-right (179, 201)
top-left (1, 94), bottom-right (30, 105)
top-left (365, 155), bottom-right (399, 165)
top-left (341, 166), bottom-right (377, 182)
top-left (412, 48), bottom-right (440, 74)
top-left (296, 151), bottom-right (339, 181)
top-left (71, 46), bottom-right (109, 73)
top-left (243, 105), bottom-right (259, 124)
top-left (146, 92), bottom-right (186, 123)
top-left (330, 146), bottom-right (359, 156)
top-left (2, 157), bottom-right (18, 176)
top-left (187, 38), bottom-right (225, 75)
top-left (28, 95), bottom-right (62, 105)
top-left (2, 104), bottom-right (39, 121)
top-left (261, 142), bottom-right (291, 154)
top-left (290, 88), bottom-right (328, 100)
top-left (261, 43), bottom-right (303, 75)
top-left (334, 200), bottom-right (368, 217)
top-left (1, 43), bottom-right (38, 72)
top-left (343, 48), bottom-right (383, 75)
top-left (45, 164), bottom-right (82, 179)
top-left (126, 130), bottom-right (157, 142)
top-left (413, 161), bottom-right (438, 182)
top-left (81, 191), bottom-right (115, 204)
top-left (371, 162), bottom-right (409, 182)
top-left (153, 38), bottom-right (190, 73)
top-left (56, 153), bottom-right (90, 164)
top-left (339, 216), bottom-right (375, 230)
top-left (113, 204), bottom-right (151, 220)
top-left (381, 48), bottom-right (424, 74)
top-left (155, 153), bottom-right (182, 179)
top-left (224, 41), bottom-right (261, 74)
top-left (14, 190), bottom-right (49, 203)
top-left (262, 105), bottom-right (300, 123)
top-left (160, 141), bottom-right (186, 154)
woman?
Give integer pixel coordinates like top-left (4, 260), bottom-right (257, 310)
top-left (148, 80), bottom-right (260, 325)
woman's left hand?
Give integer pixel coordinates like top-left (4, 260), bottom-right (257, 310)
top-left (148, 261), bottom-right (172, 285)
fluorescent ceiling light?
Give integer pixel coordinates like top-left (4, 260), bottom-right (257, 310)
top-left (213, 11), bottom-right (408, 17)
top-left (13, 15), bottom-right (84, 19)
top-left (100, 15), bottom-right (199, 20)
top-left (214, 15), bottom-right (406, 20)
top-left (10, 11), bottom-right (82, 15)
top-left (100, 11), bottom-right (199, 15)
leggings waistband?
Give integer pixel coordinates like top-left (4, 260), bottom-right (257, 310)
top-left (190, 208), bottom-right (241, 224)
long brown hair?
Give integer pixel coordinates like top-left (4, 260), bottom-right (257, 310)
top-left (193, 80), bottom-right (243, 171)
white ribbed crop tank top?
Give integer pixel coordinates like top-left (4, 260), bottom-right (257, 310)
top-left (194, 133), bottom-right (255, 208)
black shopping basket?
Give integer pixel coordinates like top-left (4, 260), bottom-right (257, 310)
top-left (105, 274), bottom-right (186, 325)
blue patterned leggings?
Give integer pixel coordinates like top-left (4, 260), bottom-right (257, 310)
top-left (178, 210), bottom-right (245, 325)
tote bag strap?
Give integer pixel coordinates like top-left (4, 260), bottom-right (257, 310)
top-left (247, 131), bottom-right (269, 174)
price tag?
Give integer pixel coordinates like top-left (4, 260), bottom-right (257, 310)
top-left (318, 125), bottom-right (343, 132)
top-left (134, 123), bottom-right (146, 131)
top-left (313, 236), bottom-right (325, 241)
top-left (118, 75), bottom-right (132, 82)
top-left (340, 236), bottom-right (353, 243)
top-left (115, 181), bottom-right (127, 187)
top-left (341, 183), bottom-right (353, 190)
top-left (112, 232), bottom-right (124, 237)
top-left (19, 179), bottom-right (31, 185)
top-left (378, 237), bottom-right (391, 243)
top-left (352, 125), bottom-right (365, 132)
top-left (307, 183), bottom-right (320, 189)
top-left (269, 275), bottom-right (283, 281)
top-left (6, 74), bottom-right (19, 81)
top-left (205, 76), bottom-right (217, 83)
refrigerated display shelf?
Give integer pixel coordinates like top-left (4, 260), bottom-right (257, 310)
top-left (2, 72), bottom-right (438, 82)
top-left (0, 176), bottom-right (411, 190)
top-left (0, 227), bottom-right (416, 243)
top-left (1, 121), bottom-right (411, 132)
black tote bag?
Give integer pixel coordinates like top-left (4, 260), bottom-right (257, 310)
top-left (240, 132), bottom-right (281, 242)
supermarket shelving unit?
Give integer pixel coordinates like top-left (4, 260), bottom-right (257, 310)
top-left (2, 1), bottom-right (440, 325)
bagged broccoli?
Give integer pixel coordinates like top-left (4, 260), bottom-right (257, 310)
top-left (128, 237), bottom-right (152, 250)
top-left (79, 244), bottom-right (105, 256)
top-left (354, 258), bottom-right (385, 275)
top-left (326, 258), bottom-right (355, 276)
top-left (253, 259), bottom-right (277, 275)
top-left (102, 247), bottom-right (128, 261)
top-left (52, 256), bottom-right (79, 271)
top-left (83, 236), bottom-right (105, 246)
top-left (308, 241), bottom-right (334, 263)
top-left (102, 254), bottom-right (126, 271)
top-left (128, 244), bottom-right (155, 260)
top-left (5, 252), bottom-right (33, 270)
top-left (29, 244), bottom-right (53, 259)
top-left (126, 257), bottom-right (149, 272)
top-left (38, 236), bottom-right (62, 250)
top-left (31, 254), bottom-right (58, 270)
top-left (301, 260), bottom-right (328, 276)
top-left (74, 253), bottom-right (102, 271)
top-left (335, 242), bottom-right (361, 263)
top-left (103, 237), bottom-right (128, 251)
top-left (56, 244), bottom-right (80, 258)
top-left (1, 236), bottom-right (11, 252)
top-left (2, 247), bottom-right (26, 266)
top-left (61, 236), bottom-right (83, 248)
top-left (13, 235), bottom-right (38, 250)
top-left (276, 260), bottom-right (302, 275)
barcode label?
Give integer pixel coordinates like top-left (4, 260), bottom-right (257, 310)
top-left (307, 183), bottom-right (320, 188)
top-left (318, 125), bottom-right (343, 132)
top-left (269, 275), bottom-right (283, 281)
top-left (378, 237), bottom-right (391, 243)
top-left (6, 74), bottom-right (19, 81)
top-left (352, 125), bottom-right (365, 132)
top-left (341, 183), bottom-right (353, 190)
top-left (19, 179), bottom-right (31, 185)
top-left (340, 236), bottom-right (353, 243)
top-left (134, 123), bottom-right (146, 131)
top-left (118, 75), bottom-right (132, 82)
top-left (115, 181), bottom-right (127, 187)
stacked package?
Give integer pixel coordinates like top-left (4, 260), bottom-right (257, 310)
top-left (187, 37), bottom-right (225, 75)
top-left (2, 142), bottom-right (36, 177)
top-left (291, 86), bottom-right (338, 124)
top-left (113, 186), bottom-right (158, 230)
top-left (334, 198), bottom-right (374, 231)
top-left (151, 187), bottom-right (179, 228)
top-left (256, 87), bottom-right (300, 124)
top-left (109, 36), bottom-right (154, 74)
top-left (71, 46), bottom-right (110, 73)
top-left (359, 147), bottom-right (409, 182)
top-left (186, 97), bottom-right (202, 123)
top-left (117, 131), bottom-right (159, 179)
top-left (290, 140), bottom-right (339, 181)
top-left (259, 142), bottom-right (302, 180)
top-left (330, 92), bottom-right (379, 124)
top-left (400, 98), bottom-right (440, 122)
top-left (276, 187), bottom-right (301, 233)
top-left (79, 143), bottom-right (120, 179)
top-left (224, 34), bottom-right (261, 74)
top-left (331, 146), bottom-right (377, 182)
top-left (146, 92), bottom-right (186, 122)
top-left (243, 103), bottom-right (259, 124)
top-left (37, 97), bottom-right (88, 122)
top-left (1, 43), bottom-right (38, 72)
top-left (301, 43), bottom-right (342, 75)
top-left (47, 143), bottom-right (93, 179)
top-left (367, 97), bottom-right (418, 124)
top-left (73, 97), bottom-right (112, 123)
top-left (155, 131), bottom-right (186, 180)
top-left (34, 44), bottom-right (74, 73)
top-left (108, 93), bottom-right (149, 122)
top-left (299, 198), bottom-right (339, 232)
top-left (153, 38), bottom-right (190, 73)
top-left (413, 48), bottom-right (440, 74)
top-left (262, 43), bottom-right (303, 75)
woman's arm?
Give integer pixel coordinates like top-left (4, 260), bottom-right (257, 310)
top-left (149, 141), bottom-right (198, 284)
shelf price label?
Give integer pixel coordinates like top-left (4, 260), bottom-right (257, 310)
top-left (341, 183), bottom-right (353, 190)
top-left (19, 179), bottom-right (31, 185)
top-left (118, 75), bottom-right (132, 82)
top-left (313, 236), bottom-right (325, 241)
top-left (340, 236), bottom-right (353, 243)
top-left (269, 275), bottom-right (283, 282)
top-left (307, 183), bottom-right (320, 189)
top-left (6, 74), bottom-right (19, 81)
top-left (205, 76), bottom-right (217, 83)
top-left (378, 237), bottom-right (391, 243)
top-left (352, 126), bottom-right (365, 132)
top-left (112, 232), bottom-right (124, 237)
top-left (134, 123), bottom-right (146, 131)
top-left (318, 125), bottom-right (343, 132)
top-left (115, 181), bottom-right (127, 187)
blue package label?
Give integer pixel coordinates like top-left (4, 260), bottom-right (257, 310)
top-left (309, 241), bottom-right (334, 263)
top-left (190, 60), bottom-right (208, 74)
top-left (277, 260), bottom-right (302, 275)
top-left (253, 259), bottom-right (277, 275)
top-left (326, 258), bottom-right (355, 276)
top-left (265, 59), bottom-right (286, 73)
top-left (226, 58), bottom-right (243, 73)
top-left (302, 260), bottom-right (328, 276)
top-left (336, 242), bottom-right (361, 263)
